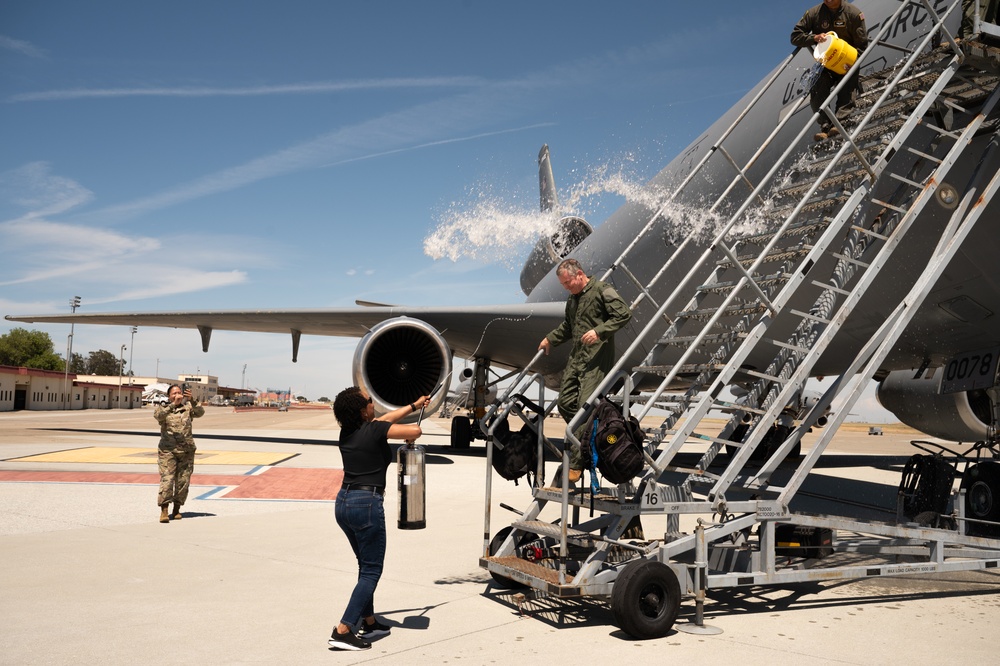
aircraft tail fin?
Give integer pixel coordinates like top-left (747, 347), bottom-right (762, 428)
top-left (538, 144), bottom-right (558, 213)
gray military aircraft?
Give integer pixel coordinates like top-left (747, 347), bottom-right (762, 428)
top-left (12, 0), bottom-right (1000, 638)
top-left (7, 0), bottom-right (1000, 451)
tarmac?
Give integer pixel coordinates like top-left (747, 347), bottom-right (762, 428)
top-left (2, 406), bottom-right (999, 665)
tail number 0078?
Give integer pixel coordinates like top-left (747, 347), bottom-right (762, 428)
top-left (940, 347), bottom-right (1000, 394)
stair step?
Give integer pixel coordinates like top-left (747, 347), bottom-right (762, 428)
top-left (533, 487), bottom-right (637, 513)
top-left (696, 273), bottom-right (790, 295)
top-left (480, 555), bottom-right (564, 587)
top-left (770, 194), bottom-right (853, 224)
top-left (634, 363), bottom-right (726, 377)
top-left (511, 519), bottom-right (596, 546)
top-left (734, 219), bottom-right (830, 245)
top-left (775, 168), bottom-right (868, 201)
top-left (658, 331), bottom-right (747, 346)
top-left (677, 303), bottom-right (769, 322)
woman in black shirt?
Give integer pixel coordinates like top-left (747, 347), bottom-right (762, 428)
top-left (327, 386), bottom-right (429, 651)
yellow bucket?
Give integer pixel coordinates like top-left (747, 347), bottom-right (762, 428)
top-left (813, 31), bottom-right (857, 74)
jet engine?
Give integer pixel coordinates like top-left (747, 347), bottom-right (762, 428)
top-left (352, 317), bottom-right (452, 421)
top-left (876, 368), bottom-right (994, 442)
top-left (519, 215), bottom-right (592, 296)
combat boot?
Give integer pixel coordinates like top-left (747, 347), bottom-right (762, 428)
top-left (171, 503), bottom-right (183, 520)
top-left (159, 505), bottom-right (170, 523)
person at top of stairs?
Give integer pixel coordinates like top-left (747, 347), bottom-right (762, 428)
top-left (791, 0), bottom-right (869, 141)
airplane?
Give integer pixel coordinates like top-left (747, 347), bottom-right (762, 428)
top-left (7, 0), bottom-right (999, 450)
top-left (9, 0), bottom-right (1000, 639)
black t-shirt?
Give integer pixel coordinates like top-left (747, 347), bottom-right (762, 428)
top-left (339, 420), bottom-right (392, 487)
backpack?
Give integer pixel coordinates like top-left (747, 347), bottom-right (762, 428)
top-left (490, 414), bottom-right (539, 486)
top-left (582, 397), bottom-right (646, 484)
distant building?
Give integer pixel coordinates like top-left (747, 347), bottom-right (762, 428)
top-left (0, 365), bottom-right (143, 412)
top-left (81, 373), bottom-right (219, 404)
top-left (0, 366), bottom-right (260, 413)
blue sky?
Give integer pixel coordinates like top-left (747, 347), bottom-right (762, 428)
top-left (0, 1), bottom-right (895, 419)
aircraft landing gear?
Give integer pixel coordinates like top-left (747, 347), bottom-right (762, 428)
top-left (961, 461), bottom-right (1000, 537)
top-left (725, 422), bottom-right (801, 462)
top-left (610, 559), bottom-right (681, 639)
top-left (450, 415), bottom-right (472, 449)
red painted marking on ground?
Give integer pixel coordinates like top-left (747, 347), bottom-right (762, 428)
top-left (0, 468), bottom-right (345, 500)
top-left (223, 467), bottom-right (343, 500)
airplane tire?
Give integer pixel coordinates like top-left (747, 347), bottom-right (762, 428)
top-left (961, 461), bottom-right (1000, 538)
top-left (487, 526), bottom-right (527, 589)
top-left (450, 415), bottom-right (472, 449)
top-left (725, 424), bottom-right (800, 462)
top-left (611, 559), bottom-right (680, 639)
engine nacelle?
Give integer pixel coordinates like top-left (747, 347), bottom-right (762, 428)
top-left (519, 215), bottom-right (592, 296)
top-left (452, 366), bottom-right (497, 407)
top-left (876, 368), bottom-right (994, 441)
top-left (352, 317), bottom-right (452, 421)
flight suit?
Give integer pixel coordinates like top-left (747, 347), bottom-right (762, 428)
top-left (154, 399), bottom-right (204, 506)
top-left (546, 277), bottom-right (632, 467)
top-left (791, 2), bottom-right (869, 133)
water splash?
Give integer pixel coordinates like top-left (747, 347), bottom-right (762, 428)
top-left (423, 193), bottom-right (556, 267)
top-left (421, 151), bottom-right (801, 266)
top-left (423, 156), bottom-right (666, 266)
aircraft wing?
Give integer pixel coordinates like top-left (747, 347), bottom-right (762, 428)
top-left (5, 303), bottom-right (567, 371)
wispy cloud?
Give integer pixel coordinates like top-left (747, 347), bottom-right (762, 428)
top-left (0, 162), bottom-right (93, 217)
top-left (317, 123), bottom-right (555, 170)
top-left (0, 216), bottom-right (161, 287)
top-left (38, 32), bottom-right (686, 228)
top-left (0, 163), bottom-right (255, 302)
top-left (86, 270), bottom-right (248, 305)
top-left (0, 35), bottom-right (46, 59)
top-left (79, 107), bottom-right (553, 225)
top-left (8, 76), bottom-right (485, 103)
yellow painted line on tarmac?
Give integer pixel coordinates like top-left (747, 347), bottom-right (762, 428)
top-left (6, 447), bottom-right (298, 466)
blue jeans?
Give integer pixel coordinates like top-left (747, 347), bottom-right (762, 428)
top-left (335, 488), bottom-right (386, 627)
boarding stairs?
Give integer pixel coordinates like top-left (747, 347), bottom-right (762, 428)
top-left (482, 0), bottom-right (1000, 617)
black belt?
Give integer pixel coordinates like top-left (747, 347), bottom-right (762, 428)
top-left (342, 484), bottom-right (384, 495)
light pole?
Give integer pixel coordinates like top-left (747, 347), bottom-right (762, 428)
top-left (63, 296), bottom-right (81, 410)
top-left (118, 344), bottom-right (127, 409)
top-left (128, 327), bottom-right (137, 386)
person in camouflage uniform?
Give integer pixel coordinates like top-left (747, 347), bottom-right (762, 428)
top-left (154, 384), bottom-right (204, 523)
top-left (539, 259), bottom-right (632, 481)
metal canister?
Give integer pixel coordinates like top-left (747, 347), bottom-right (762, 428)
top-left (397, 442), bottom-right (426, 529)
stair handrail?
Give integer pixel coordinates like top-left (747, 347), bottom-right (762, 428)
top-left (563, 0), bottom-right (962, 457)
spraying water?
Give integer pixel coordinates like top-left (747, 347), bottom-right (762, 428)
top-left (423, 157), bottom-right (682, 266)
top-left (422, 153), bottom-right (798, 267)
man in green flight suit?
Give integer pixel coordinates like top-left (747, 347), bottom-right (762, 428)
top-left (790, 0), bottom-right (868, 141)
top-left (539, 259), bottom-right (632, 482)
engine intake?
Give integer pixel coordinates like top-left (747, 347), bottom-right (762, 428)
top-left (352, 317), bottom-right (452, 420)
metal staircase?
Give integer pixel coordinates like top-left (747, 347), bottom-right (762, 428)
top-left (481, 0), bottom-right (1000, 639)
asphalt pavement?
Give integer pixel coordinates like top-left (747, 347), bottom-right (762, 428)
top-left (1, 407), bottom-right (998, 665)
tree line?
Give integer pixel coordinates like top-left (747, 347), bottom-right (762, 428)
top-left (0, 328), bottom-right (128, 376)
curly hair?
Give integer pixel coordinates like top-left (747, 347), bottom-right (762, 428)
top-left (333, 386), bottom-right (368, 436)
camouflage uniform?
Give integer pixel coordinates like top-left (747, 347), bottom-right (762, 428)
top-left (546, 277), bottom-right (632, 467)
top-left (154, 399), bottom-right (204, 506)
